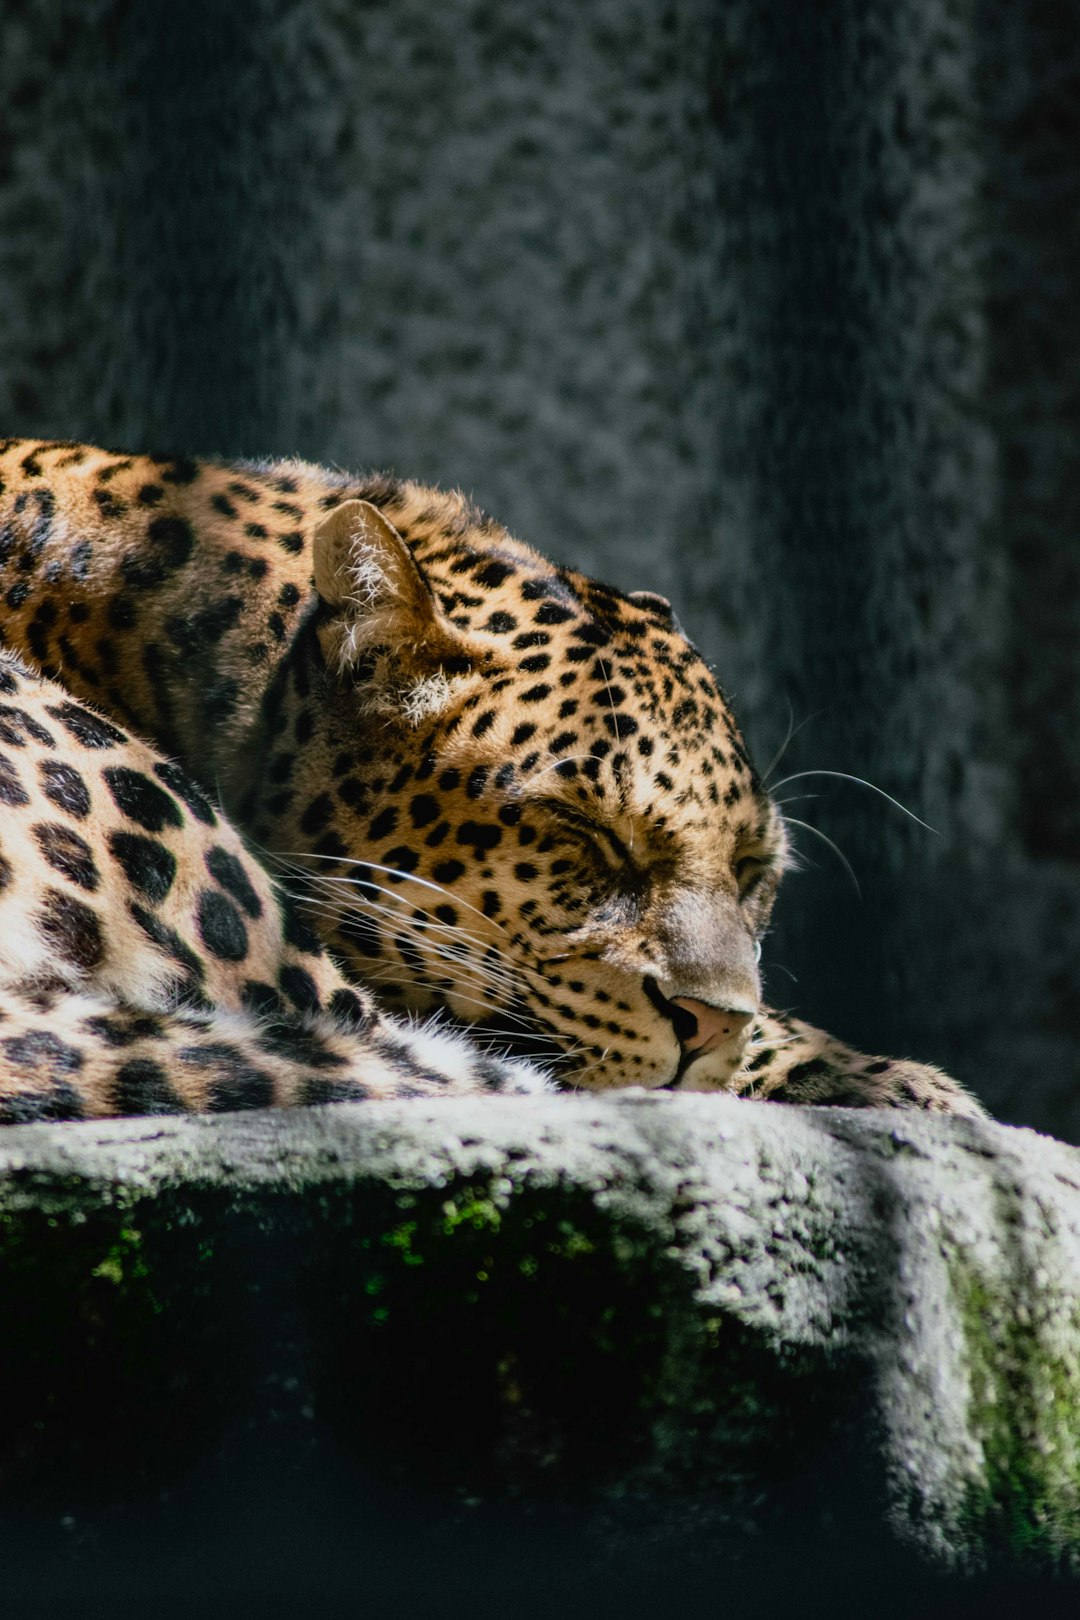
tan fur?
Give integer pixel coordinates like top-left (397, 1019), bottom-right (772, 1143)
top-left (0, 437), bottom-right (983, 1120)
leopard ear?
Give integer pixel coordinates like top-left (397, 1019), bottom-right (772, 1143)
top-left (312, 500), bottom-right (467, 677)
top-left (627, 589), bottom-right (684, 636)
top-left (314, 499), bottom-right (438, 624)
top-left (627, 589), bottom-right (673, 621)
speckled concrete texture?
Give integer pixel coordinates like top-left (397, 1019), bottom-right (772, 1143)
top-left (0, 0), bottom-right (1075, 1134)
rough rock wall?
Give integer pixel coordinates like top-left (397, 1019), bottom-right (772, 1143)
top-left (980, 0), bottom-right (1080, 868)
top-left (2, 1095), bottom-right (1080, 1614)
top-left (0, 0), bottom-right (1075, 1131)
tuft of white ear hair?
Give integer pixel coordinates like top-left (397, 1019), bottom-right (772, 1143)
top-left (311, 499), bottom-right (473, 702)
top-left (312, 499), bottom-right (432, 612)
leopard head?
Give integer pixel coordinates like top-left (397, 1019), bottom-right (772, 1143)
top-left (266, 497), bottom-right (788, 1091)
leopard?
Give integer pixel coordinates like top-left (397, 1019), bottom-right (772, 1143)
top-left (0, 436), bottom-right (982, 1123)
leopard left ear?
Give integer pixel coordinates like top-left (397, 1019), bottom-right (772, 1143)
top-left (312, 499), bottom-right (467, 675)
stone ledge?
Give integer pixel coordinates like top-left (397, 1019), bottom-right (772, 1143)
top-left (2, 1093), bottom-right (1079, 1613)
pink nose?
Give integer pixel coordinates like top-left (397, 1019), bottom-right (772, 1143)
top-left (670, 997), bottom-right (754, 1055)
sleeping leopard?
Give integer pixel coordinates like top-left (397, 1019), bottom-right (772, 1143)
top-left (0, 437), bottom-right (982, 1122)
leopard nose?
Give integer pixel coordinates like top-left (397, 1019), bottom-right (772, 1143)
top-left (669, 997), bottom-right (754, 1055)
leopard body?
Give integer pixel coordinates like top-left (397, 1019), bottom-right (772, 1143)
top-left (0, 437), bottom-right (981, 1121)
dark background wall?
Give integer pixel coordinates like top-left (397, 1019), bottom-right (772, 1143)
top-left (0, 0), bottom-right (1076, 1136)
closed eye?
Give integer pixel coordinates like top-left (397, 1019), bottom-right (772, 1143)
top-left (538, 799), bottom-right (635, 869)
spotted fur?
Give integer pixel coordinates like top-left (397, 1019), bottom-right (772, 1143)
top-left (0, 438), bottom-right (981, 1121)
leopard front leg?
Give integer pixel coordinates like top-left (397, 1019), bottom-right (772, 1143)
top-left (732, 1008), bottom-right (986, 1117)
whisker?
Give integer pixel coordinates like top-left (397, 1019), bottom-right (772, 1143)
top-left (270, 853), bottom-right (609, 1081)
top-left (297, 898), bottom-right (523, 1001)
top-left (765, 960), bottom-right (799, 985)
top-left (760, 705), bottom-right (824, 788)
top-left (517, 754), bottom-right (598, 793)
top-left (359, 965), bottom-right (539, 1032)
top-left (567, 1042), bottom-right (612, 1089)
top-left (369, 977), bottom-right (582, 1073)
top-left (295, 872), bottom-right (518, 976)
top-left (767, 769), bottom-right (939, 834)
top-left (287, 865), bottom-right (575, 999)
top-left (782, 816), bottom-right (862, 898)
top-left (275, 851), bottom-right (513, 935)
top-left (293, 881), bottom-right (521, 988)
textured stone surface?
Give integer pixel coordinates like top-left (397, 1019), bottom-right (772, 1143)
top-left (2, 1094), bottom-right (1080, 1610)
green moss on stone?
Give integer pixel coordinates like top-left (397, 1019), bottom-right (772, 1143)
top-left (952, 1254), bottom-right (1080, 1565)
top-left (303, 1166), bottom-right (840, 1510)
top-left (440, 1191), bottom-right (503, 1236)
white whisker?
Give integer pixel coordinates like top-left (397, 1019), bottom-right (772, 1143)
top-left (517, 754), bottom-right (598, 793)
top-left (765, 960), bottom-right (799, 985)
top-left (767, 769), bottom-right (939, 834)
top-left (566, 1042), bottom-right (612, 1089)
top-left (296, 897), bottom-right (523, 1000)
top-left (782, 816), bottom-right (861, 898)
top-left (366, 973), bottom-right (581, 1072)
top-left (293, 880), bottom-right (520, 985)
top-left (760, 705), bottom-right (823, 788)
top-left (295, 871), bottom-right (517, 974)
top-left (359, 965), bottom-right (536, 1031)
top-left (276, 851), bottom-right (515, 934)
